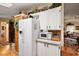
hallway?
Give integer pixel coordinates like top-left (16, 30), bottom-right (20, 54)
top-left (0, 44), bottom-right (18, 56)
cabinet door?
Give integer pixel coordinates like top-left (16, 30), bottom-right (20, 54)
top-left (37, 42), bottom-right (47, 56)
top-left (47, 44), bottom-right (60, 56)
top-left (39, 11), bottom-right (48, 30)
top-left (37, 42), bottom-right (60, 56)
top-left (48, 6), bottom-right (62, 30)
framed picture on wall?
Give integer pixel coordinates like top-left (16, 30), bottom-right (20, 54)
top-left (76, 26), bottom-right (79, 30)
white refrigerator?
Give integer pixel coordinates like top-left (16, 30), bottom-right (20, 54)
top-left (19, 18), bottom-right (40, 56)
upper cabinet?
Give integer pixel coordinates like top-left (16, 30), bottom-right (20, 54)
top-left (31, 11), bottom-right (48, 30)
top-left (47, 6), bottom-right (62, 30)
top-left (38, 11), bottom-right (48, 30)
top-left (31, 6), bottom-right (62, 30)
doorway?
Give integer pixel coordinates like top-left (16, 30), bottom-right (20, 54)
top-left (62, 3), bottom-right (79, 56)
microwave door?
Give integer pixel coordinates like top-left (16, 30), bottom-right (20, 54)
top-left (40, 34), bottom-right (47, 39)
top-left (41, 34), bottom-right (46, 37)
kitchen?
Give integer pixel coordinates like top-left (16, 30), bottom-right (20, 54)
top-left (0, 3), bottom-right (63, 56)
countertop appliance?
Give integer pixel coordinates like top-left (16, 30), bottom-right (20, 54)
top-left (19, 18), bottom-right (40, 56)
top-left (39, 31), bottom-right (52, 40)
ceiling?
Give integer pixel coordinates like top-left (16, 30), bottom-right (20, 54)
top-left (64, 3), bottom-right (79, 19)
top-left (0, 3), bottom-right (50, 19)
top-left (1, 3), bottom-right (79, 20)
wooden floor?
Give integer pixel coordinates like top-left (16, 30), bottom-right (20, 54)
top-left (1, 44), bottom-right (79, 56)
top-left (61, 46), bottom-right (79, 56)
top-left (0, 44), bottom-right (18, 56)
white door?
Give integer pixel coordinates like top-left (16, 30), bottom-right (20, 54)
top-left (39, 11), bottom-right (48, 30)
top-left (37, 42), bottom-right (60, 56)
top-left (19, 20), bottom-right (25, 56)
top-left (47, 44), bottom-right (60, 56)
top-left (19, 19), bottom-right (33, 56)
top-left (37, 42), bottom-right (47, 56)
top-left (48, 6), bottom-right (62, 30)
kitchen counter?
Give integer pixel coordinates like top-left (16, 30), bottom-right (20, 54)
top-left (36, 39), bottom-right (61, 46)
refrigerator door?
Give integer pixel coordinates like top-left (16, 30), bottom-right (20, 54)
top-left (32, 18), bottom-right (40, 56)
top-left (23, 19), bottom-right (33, 56)
top-left (19, 20), bottom-right (25, 56)
top-left (19, 18), bottom-right (32, 56)
top-left (19, 18), bottom-right (39, 56)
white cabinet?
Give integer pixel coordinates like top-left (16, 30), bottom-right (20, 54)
top-left (31, 6), bottom-right (62, 30)
top-left (47, 44), bottom-right (60, 56)
top-left (39, 6), bottom-right (62, 30)
top-left (31, 11), bottom-right (48, 30)
top-left (37, 42), bottom-right (47, 56)
top-left (47, 6), bottom-right (62, 30)
top-left (37, 42), bottom-right (60, 56)
top-left (38, 11), bottom-right (48, 30)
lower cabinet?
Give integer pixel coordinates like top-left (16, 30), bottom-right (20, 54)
top-left (37, 42), bottom-right (60, 56)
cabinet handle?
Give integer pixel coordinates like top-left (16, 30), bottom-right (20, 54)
top-left (59, 26), bottom-right (61, 28)
top-left (44, 43), bottom-right (46, 46)
top-left (46, 26), bottom-right (48, 29)
top-left (49, 26), bottom-right (50, 28)
top-left (47, 44), bottom-right (49, 47)
top-left (59, 10), bottom-right (61, 12)
top-left (58, 46), bottom-right (61, 49)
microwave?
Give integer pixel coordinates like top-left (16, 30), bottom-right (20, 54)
top-left (39, 32), bottom-right (52, 40)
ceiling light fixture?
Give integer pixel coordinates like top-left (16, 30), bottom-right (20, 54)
top-left (0, 3), bottom-right (13, 8)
